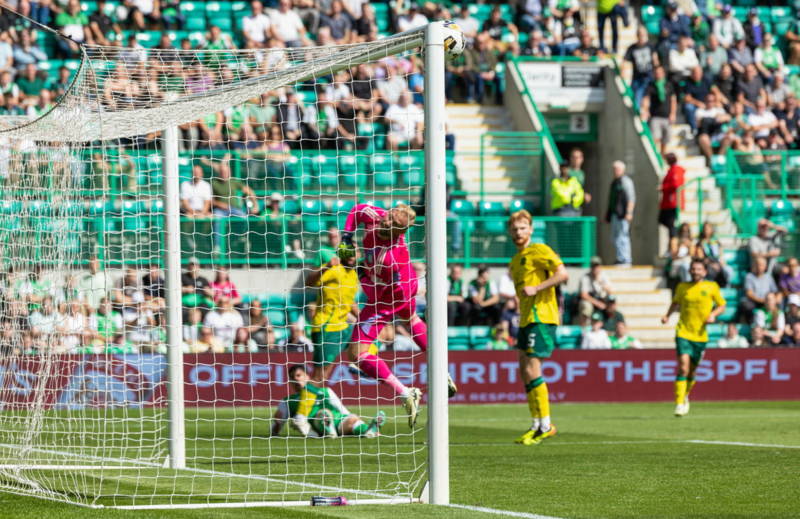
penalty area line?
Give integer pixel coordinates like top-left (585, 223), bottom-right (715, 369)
top-left (443, 503), bottom-right (564, 519)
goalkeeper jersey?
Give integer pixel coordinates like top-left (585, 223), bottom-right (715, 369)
top-left (311, 264), bottom-right (358, 333)
top-left (278, 384), bottom-right (349, 419)
top-left (509, 243), bottom-right (564, 327)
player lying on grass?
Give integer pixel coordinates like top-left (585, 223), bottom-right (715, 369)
top-left (271, 365), bottom-right (385, 438)
top-left (338, 203), bottom-right (456, 428)
top-left (508, 210), bottom-right (568, 446)
top-left (305, 250), bottom-right (360, 386)
top-left (661, 259), bottom-right (726, 417)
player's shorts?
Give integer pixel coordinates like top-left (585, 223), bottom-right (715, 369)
top-left (515, 323), bottom-right (557, 358)
top-left (351, 300), bottom-right (416, 345)
top-left (676, 337), bottom-right (707, 364)
top-left (311, 327), bottom-right (350, 366)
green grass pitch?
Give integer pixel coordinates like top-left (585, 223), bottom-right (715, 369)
top-left (0, 401), bottom-right (797, 518)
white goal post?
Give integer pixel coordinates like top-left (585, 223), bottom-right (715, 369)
top-left (0, 21), bottom-right (451, 509)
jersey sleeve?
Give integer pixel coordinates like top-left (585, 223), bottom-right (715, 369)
top-left (672, 283), bottom-right (686, 305)
top-left (712, 283), bottom-right (726, 307)
top-left (344, 204), bottom-right (385, 232)
top-left (533, 244), bottom-right (564, 272)
top-left (323, 388), bottom-right (350, 416)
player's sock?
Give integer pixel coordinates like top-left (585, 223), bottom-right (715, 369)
top-left (532, 378), bottom-right (551, 432)
top-left (351, 420), bottom-right (370, 436)
top-left (409, 319), bottom-right (428, 352)
top-left (357, 351), bottom-right (408, 397)
top-left (524, 379), bottom-right (540, 429)
top-left (674, 376), bottom-right (687, 405)
top-left (686, 377), bottom-right (696, 398)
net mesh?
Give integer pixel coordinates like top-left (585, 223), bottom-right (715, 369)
top-left (0, 25), bottom-right (432, 508)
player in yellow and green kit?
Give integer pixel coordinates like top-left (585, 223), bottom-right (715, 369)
top-left (661, 259), bottom-right (726, 417)
top-left (508, 210), bottom-right (569, 445)
top-left (270, 365), bottom-right (385, 438)
top-left (305, 249), bottom-right (360, 386)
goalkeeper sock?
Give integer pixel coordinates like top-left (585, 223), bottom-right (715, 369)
top-left (674, 376), bottom-right (687, 405)
top-left (532, 378), bottom-right (551, 431)
top-left (351, 420), bottom-right (370, 436)
top-left (524, 379), bottom-right (540, 428)
top-left (409, 319), bottom-right (428, 352)
top-left (686, 377), bottom-right (696, 398)
top-left (357, 351), bottom-right (407, 397)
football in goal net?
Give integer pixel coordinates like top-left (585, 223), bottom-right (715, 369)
top-left (0, 16), bottom-right (462, 509)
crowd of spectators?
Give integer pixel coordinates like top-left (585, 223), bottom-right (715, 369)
top-left (628, 2), bottom-right (800, 167)
top-left (0, 254), bottom-right (310, 355)
top-left (445, 259), bottom-right (641, 350)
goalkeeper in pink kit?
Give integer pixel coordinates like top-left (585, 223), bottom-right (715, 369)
top-left (339, 203), bottom-right (456, 427)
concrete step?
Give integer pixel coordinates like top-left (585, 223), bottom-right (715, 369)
top-left (625, 316), bottom-right (671, 328)
top-left (446, 104), bottom-right (508, 116)
top-left (618, 302), bottom-right (669, 317)
top-left (613, 290), bottom-right (672, 305)
top-left (626, 327), bottom-right (677, 341)
top-left (602, 266), bottom-right (661, 280)
top-left (611, 278), bottom-right (666, 291)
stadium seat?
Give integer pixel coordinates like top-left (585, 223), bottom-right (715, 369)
top-left (641, 6), bottom-right (663, 35)
top-left (469, 326), bottom-right (492, 349)
top-left (556, 326), bottom-right (582, 349)
top-left (369, 153), bottom-right (394, 174)
top-left (770, 6), bottom-right (793, 23)
top-left (206, 1), bottom-right (234, 31)
top-left (450, 199), bottom-right (476, 216)
top-left (338, 155), bottom-right (367, 188)
top-left (447, 327), bottom-right (471, 350)
top-left (182, 2), bottom-right (207, 32)
top-left (509, 199), bottom-right (536, 213)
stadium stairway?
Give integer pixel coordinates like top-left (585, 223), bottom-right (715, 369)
top-left (446, 104), bottom-right (530, 202)
top-left (667, 124), bottom-right (738, 247)
top-left (603, 265), bottom-right (674, 348)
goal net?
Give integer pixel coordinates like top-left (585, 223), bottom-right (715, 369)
top-left (0, 22), bottom-right (446, 509)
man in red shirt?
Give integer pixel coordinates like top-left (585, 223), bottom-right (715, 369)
top-left (658, 153), bottom-right (685, 240)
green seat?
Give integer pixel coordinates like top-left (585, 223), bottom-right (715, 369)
top-left (338, 155), bottom-right (367, 188)
top-left (206, 1), bottom-right (233, 31)
top-left (182, 1), bottom-right (207, 32)
top-left (641, 6), bottom-right (663, 35)
top-left (402, 169), bottom-right (425, 187)
top-left (267, 308), bottom-right (287, 327)
top-left (283, 198), bottom-right (301, 214)
top-left (556, 325), bottom-right (582, 349)
top-left (770, 199), bottom-right (794, 218)
top-left (331, 199), bottom-right (355, 217)
top-left (448, 326), bottom-right (471, 350)
top-left (469, 326), bottom-right (492, 348)
top-left (510, 199), bottom-right (536, 213)
top-left (300, 199), bottom-right (323, 214)
top-left (373, 170), bottom-right (395, 187)
top-left (770, 6), bottom-right (793, 23)
top-left (370, 153), bottom-right (394, 174)
top-left (450, 199), bottom-right (476, 216)
top-left (718, 305), bottom-right (738, 322)
top-left (372, 2), bottom-right (390, 32)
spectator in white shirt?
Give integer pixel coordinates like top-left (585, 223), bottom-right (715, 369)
top-left (712, 5), bottom-right (744, 49)
top-left (204, 297), bottom-right (244, 348)
top-left (180, 165), bottom-right (213, 217)
top-left (453, 5), bottom-right (480, 42)
top-left (668, 36), bottom-right (699, 83)
top-left (748, 97), bottom-right (778, 141)
top-left (397, 3), bottom-right (428, 33)
top-left (270, 0), bottom-right (310, 48)
top-left (384, 91), bottom-right (424, 150)
top-left (717, 322), bottom-right (749, 348)
top-left (242, 1), bottom-right (271, 46)
top-left (581, 313), bottom-right (612, 349)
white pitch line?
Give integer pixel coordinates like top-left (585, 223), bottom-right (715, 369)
top-left (444, 503), bottom-right (564, 519)
top-left (686, 439), bottom-right (800, 449)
